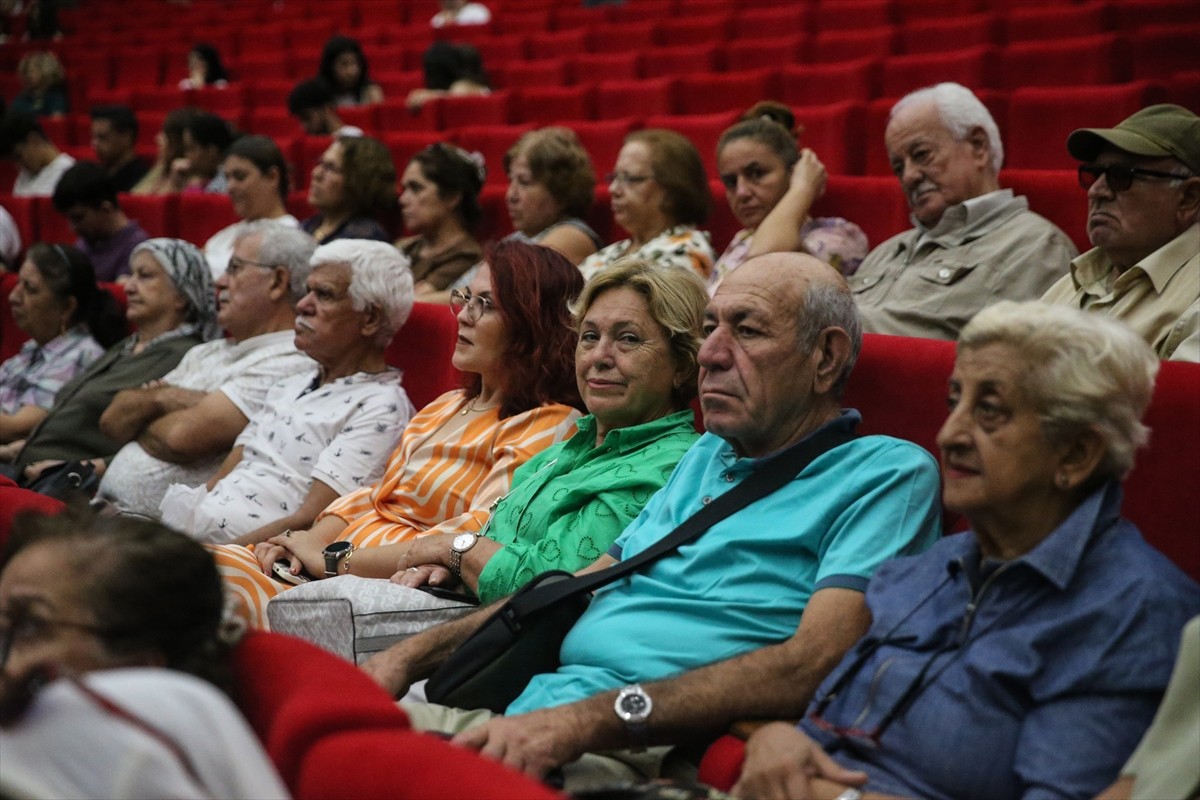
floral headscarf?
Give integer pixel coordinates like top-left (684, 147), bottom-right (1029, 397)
top-left (131, 238), bottom-right (221, 342)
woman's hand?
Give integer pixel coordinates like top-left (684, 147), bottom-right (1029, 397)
top-left (790, 149), bottom-right (827, 203)
top-left (21, 459), bottom-right (65, 482)
top-left (0, 439), bottom-right (26, 462)
top-left (390, 563), bottom-right (453, 588)
top-left (732, 722), bottom-right (867, 800)
top-left (256, 528), bottom-right (325, 578)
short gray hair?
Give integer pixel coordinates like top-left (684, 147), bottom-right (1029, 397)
top-left (795, 281), bottom-right (862, 400)
top-left (235, 221), bottom-right (318, 301)
top-left (959, 301), bottom-right (1158, 482)
top-left (310, 239), bottom-right (414, 347)
top-left (891, 82), bottom-right (1005, 172)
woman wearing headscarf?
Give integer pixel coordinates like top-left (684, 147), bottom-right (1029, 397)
top-left (5, 239), bottom-right (219, 489)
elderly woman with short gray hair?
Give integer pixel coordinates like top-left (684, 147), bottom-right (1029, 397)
top-left (733, 301), bottom-right (1200, 800)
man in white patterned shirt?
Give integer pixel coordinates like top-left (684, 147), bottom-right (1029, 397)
top-left (158, 239), bottom-right (416, 545)
top-left (96, 222), bottom-right (317, 517)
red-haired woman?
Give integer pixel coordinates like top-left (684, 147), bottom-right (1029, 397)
top-left (211, 241), bottom-right (586, 627)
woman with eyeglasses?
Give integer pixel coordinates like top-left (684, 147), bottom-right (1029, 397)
top-left (211, 240), bottom-right (586, 627)
top-left (0, 508), bottom-right (289, 798)
top-left (730, 303), bottom-right (1200, 800)
top-left (4, 239), bottom-right (218, 489)
top-left (203, 135), bottom-right (300, 278)
top-left (711, 102), bottom-right (869, 295)
top-left (396, 143), bottom-right (485, 301)
top-left (578, 129), bottom-right (715, 282)
top-left (302, 135), bottom-right (396, 245)
top-left (1, 245), bottom-right (125, 453)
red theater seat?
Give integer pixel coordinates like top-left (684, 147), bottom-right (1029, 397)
top-left (451, 124), bottom-right (535, 185)
top-left (120, 193), bottom-right (180, 239)
top-left (657, 14), bottom-right (732, 47)
top-left (644, 111), bottom-right (739, 181)
top-left (811, 26), bottom-right (897, 64)
top-left (176, 193), bottom-right (239, 248)
top-left (675, 70), bottom-right (779, 116)
top-left (381, 131), bottom-right (442, 176)
top-left (899, 14), bottom-right (997, 53)
top-left (641, 44), bottom-right (722, 81)
top-left (724, 36), bottom-right (807, 73)
top-left (1001, 3), bottom-right (1109, 43)
top-left (527, 29), bottom-right (589, 59)
top-left (596, 77), bottom-right (676, 119)
top-left (992, 34), bottom-right (1129, 89)
top-left (816, 175), bottom-right (910, 252)
top-left (1005, 82), bottom-right (1166, 171)
top-left (433, 92), bottom-right (513, 130)
top-left (566, 118), bottom-right (640, 178)
top-left (1132, 24), bottom-right (1200, 81)
top-left (732, 6), bottom-right (812, 39)
top-left (779, 59), bottom-right (878, 108)
top-left (788, 101), bottom-right (867, 177)
top-left (385, 302), bottom-right (465, 410)
top-left (1002, 169), bottom-right (1090, 253)
top-left (567, 52), bottom-right (641, 84)
top-left (588, 21), bottom-right (659, 53)
top-left (814, 0), bottom-right (894, 31)
top-left (513, 85), bottom-right (595, 125)
top-left (879, 46), bottom-right (993, 100)
top-left (493, 58), bottom-right (568, 91)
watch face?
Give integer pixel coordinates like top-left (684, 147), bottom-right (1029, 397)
top-left (616, 687), bottom-right (652, 722)
top-left (324, 541), bottom-right (352, 556)
top-left (452, 533), bottom-right (477, 552)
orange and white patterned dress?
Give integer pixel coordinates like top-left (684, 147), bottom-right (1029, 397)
top-left (211, 390), bottom-right (581, 627)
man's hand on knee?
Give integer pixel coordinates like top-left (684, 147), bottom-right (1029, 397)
top-left (452, 705), bottom-right (590, 779)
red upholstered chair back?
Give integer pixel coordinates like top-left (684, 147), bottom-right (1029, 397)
top-left (0, 476), bottom-right (66, 551)
top-left (385, 301), bottom-right (465, 411)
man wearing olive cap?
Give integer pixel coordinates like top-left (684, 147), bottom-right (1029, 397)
top-left (1042, 104), bottom-right (1200, 362)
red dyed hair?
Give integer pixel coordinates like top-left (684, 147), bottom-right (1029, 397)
top-left (463, 240), bottom-right (586, 418)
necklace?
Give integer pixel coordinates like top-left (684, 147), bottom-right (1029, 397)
top-left (461, 397), bottom-right (497, 415)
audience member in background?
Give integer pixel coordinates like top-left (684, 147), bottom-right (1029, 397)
top-left (286, 77), bottom-right (364, 137)
top-left (9, 51), bottom-right (68, 117)
top-left (131, 107), bottom-right (200, 195)
top-left (96, 223), bottom-right (316, 519)
top-left (177, 42), bottom-right (230, 90)
top-left (731, 302), bottom-right (1200, 800)
top-left (203, 135), bottom-right (299, 278)
top-left (850, 82), bottom-right (1075, 340)
top-left (0, 205), bottom-right (21, 269)
top-left (179, 111), bottom-right (236, 193)
top-left (364, 254), bottom-right (941, 790)
top-left (213, 240), bottom-right (584, 627)
top-left (0, 245), bottom-right (124, 453)
top-left (406, 41), bottom-right (491, 111)
top-left (390, 259), bottom-right (704, 605)
top-left (579, 129), bottom-right (715, 281)
top-left (302, 135), bottom-right (394, 245)
top-left (0, 111), bottom-right (75, 197)
top-left (89, 104), bottom-right (149, 193)
top-left (430, 0), bottom-right (492, 27)
top-left (50, 162), bottom-right (149, 282)
top-left (0, 509), bottom-right (289, 799)
top-left (1042, 104), bottom-right (1199, 362)
top-left (397, 143), bottom-right (484, 299)
top-left (4, 239), bottom-right (218, 484)
top-left (505, 127), bottom-right (601, 264)
top-left (318, 35), bottom-right (383, 107)
top-left (711, 101), bottom-right (868, 295)
top-left (159, 240), bottom-right (415, 546)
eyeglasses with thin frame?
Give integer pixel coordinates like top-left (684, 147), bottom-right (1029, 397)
top-left (606, 171), bottom-right (654, 188)
top-left (225, 255), bottom-right (278, 278)
top-left (1077, 163), bottom-right (1190, 193)
top-left (0, 606), bottom-right (111, 668)
top-left (449, 288), bottom-right (495, 323)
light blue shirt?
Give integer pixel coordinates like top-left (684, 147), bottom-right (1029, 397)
top-left (507, 411), bottom-right (943, 715)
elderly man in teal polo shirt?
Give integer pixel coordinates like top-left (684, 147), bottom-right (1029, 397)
top-left (364, 253), bottom-right (942, 790)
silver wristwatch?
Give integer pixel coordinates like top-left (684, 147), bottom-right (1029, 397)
top-left (449, 532), bottom-right (479, 578)
top-left (614, 684), bottom-right (653, 752)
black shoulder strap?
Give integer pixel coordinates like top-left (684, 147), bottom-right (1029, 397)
top-left (505, 418), bottom-right (858, 616)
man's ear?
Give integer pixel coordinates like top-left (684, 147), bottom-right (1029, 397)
top-left (360, 303), bottom-right (384, 341)
top-left (268, 266), bottom-right (290, 301)
top-left (965, 125), bottom-right (991, 168)
top-left (1176, 175), bottom-right (1200, 226)
top-left (812, 327), bottom-right (852, 397)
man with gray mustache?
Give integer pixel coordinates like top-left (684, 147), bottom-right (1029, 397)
top-left (849, 82), bottom-right (1075, 340)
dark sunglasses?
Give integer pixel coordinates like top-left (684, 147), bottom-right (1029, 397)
top-left (1077, 163), bottom-right (1189, 193)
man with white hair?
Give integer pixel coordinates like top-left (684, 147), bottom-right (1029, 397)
top-left (97, 222), bottom-right (318, 518)
top-left (159, 239), bottom-right (416, 545)
top-left (850, 82), bottom-right (1076, 340)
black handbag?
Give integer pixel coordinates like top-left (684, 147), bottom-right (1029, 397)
top-left (23, 460), bottom-right (101, 501)
top-left (424, 421), bottom-right (857, 713)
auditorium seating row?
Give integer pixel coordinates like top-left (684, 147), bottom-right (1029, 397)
top-left (0, 163), bottom-right (1093, 273)
top-left (40, 0), bottom-right (1200, 55)
top-left (22, 17), bottom-right (1200, 97)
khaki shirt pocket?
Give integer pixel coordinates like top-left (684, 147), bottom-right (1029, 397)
top-left (914, 260), bottom-right (978, 286)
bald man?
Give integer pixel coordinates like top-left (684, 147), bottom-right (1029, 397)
top-left (363, 254), bottom-right (943, 790)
